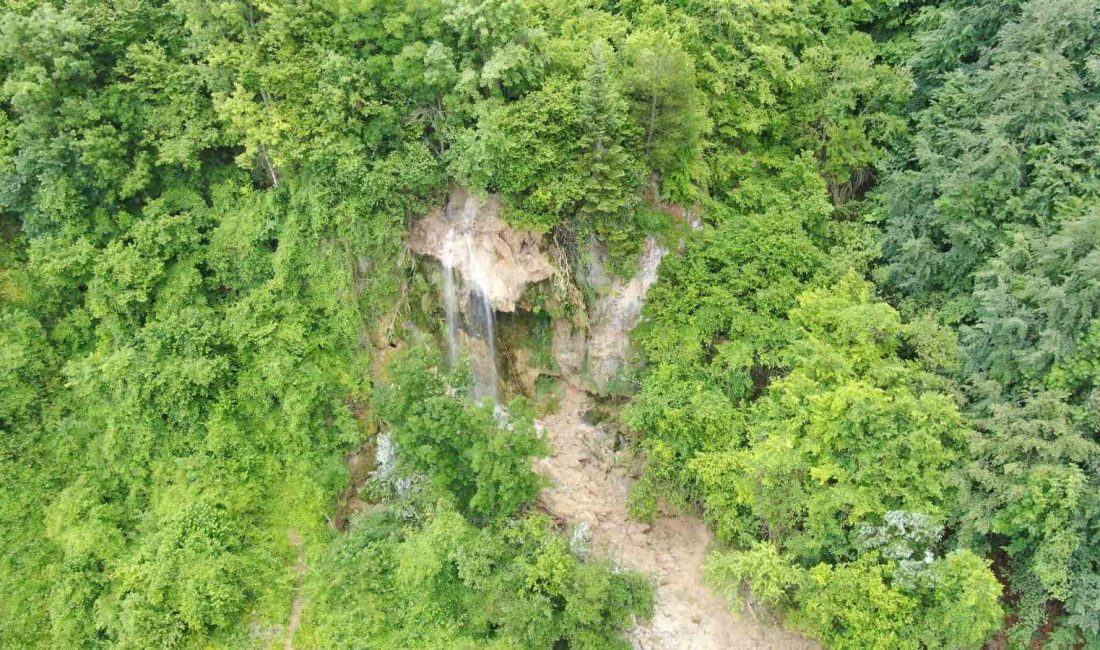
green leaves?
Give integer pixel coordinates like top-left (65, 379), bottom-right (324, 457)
top-left (876, 1), bottom-right (1100, 641)
top-left (2, 0), bottom-right (1093, 647)
top-left (694, 276), bottom-right (966, 561)
top-left (637, 169), bottom-right (831, 376)
top-left (881, 0), bottom-right (1100, 300)
top-left (798, 556), bottom-right (917, 650)
top-left (0, 309), bottom-right (53, 429)
top-left (301, 504), bottom-right (653, 649)
top-left (621, 28), bottom-right (709, 201)
top-left (793, 550), bottom-right (1002, 650)
top-left (704, 542), bottom-right (803, 613)
top-left (964, 208), bottom-right (1100, 392)
top-left (957, 389), bottom-right (1099, 636)
top-left (637, 266), bottom-right (1000, 648)
top-left (624, 170), bottom-right (836, 506)
top-left (375, 343), bottom-right (546, 520)
top-left (450, 77), bottom-right (587, 231)
top-left (102, 489), bottom-right (252, 647)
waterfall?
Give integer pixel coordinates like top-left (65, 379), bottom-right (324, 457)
top-left (442, 230), bottom-right (460, 366)
top-left (440, 198), bottom-right (500, 405)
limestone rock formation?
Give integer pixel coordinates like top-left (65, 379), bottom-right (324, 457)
top-left (408, 187), bottom-right (554, 313)
top-left (586, 237), bottom-right (667, 391)
top-left (551, 318), bottom-right (588, 380)
top-left (410, 185), bottom-right (668, 396)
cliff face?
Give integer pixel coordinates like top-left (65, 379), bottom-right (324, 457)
top-left (408, 187), bottom-right (554, 313)
top-left (581, 236), bottom-right (667, 391)
top-left (549, 236), bottom-right (668, 392)
top-left (409, 185), bottom-right (666, 394)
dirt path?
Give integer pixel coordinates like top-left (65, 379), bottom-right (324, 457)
top-left (284, 530), bottom-right (307, 650)
top-left (535, 387), bottom-right (818, 650)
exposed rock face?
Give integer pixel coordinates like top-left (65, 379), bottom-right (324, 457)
top-left (550, 237), bottom-right (667, 392)
top-left (586, 237), bottom-right (667, 391)
top-left (551, 318), bottom-right (588, 380)
top-left (509, 347), bottom-right (543, 396)
top-left (410, 185), bottom-right (668, 395)
top-left (408, 187), bottom-right (554, 313)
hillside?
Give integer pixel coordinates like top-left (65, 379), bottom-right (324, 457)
top-left (1, 1), bottom-right (1098, 649)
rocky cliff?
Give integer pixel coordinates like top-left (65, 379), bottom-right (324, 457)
top-left (408, 187), bottom-right (554, 313)
top-left (409, 185), bottom-right (666, 394)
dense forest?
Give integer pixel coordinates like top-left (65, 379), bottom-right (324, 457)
top-left (0, 1), bottom-right (1097, 648)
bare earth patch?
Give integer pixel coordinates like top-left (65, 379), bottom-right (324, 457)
top-left (284, 530), bottom-right (307, 650)
top-left (535, 386), bottom-right (819, 650)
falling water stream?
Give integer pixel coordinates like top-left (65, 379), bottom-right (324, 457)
top-left (442, 230), bottom-right (461, 366)
top-left (441, 199), bottom-right (499, 404)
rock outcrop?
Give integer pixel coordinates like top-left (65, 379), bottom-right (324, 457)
top-left (410, 185), bottom-right (669, 395)
top-left (587, 237), bottom-right (667, 390)
top-left (551, 318), bottom-right (588, 380)
top-left (408, 187), bottom-right (554, 313)
top-left (552, 237), bottom-right (667, 392)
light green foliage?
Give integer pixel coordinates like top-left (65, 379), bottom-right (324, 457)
top-left (451, 76), bottom-right (589, 232)
top-left (299, 504), bottom-right (654, 649)
top-left (692, 275), bottom-right (965, 556)
top-left (638, 271), bottom-right (1003, 648)
top-left (797, 556), bottom-right (917, 650)
top-left (675, 0), bottom-right (911, 205)
top-left (626, 473), bottom-right (659, 523)
top-left (624, 170), bottom-right (833, 495)
top-left (95, 484), bottom-right (256, 649)
top-left (0, 166), bottom-right (409, 647)
top-left (620, 27), bottom-right (709, 201)
top-left (0, 2), bottom-right (444, 646)
top-left (704, 542), bottom-right (803, 613)
top-left (3, 0), bottom-right (1095, 647)
top-left (0, 309), bottom-right (53, 427)
top-left (637, 166), bottom-right (831, 378)
top-left (795, 550), bottom-right (1003, 650)
top-left (375, 343), bottom-right (546, 520)
top-left (623, 365), bottom-right (743, 500)
top-left (913, 550), bottom-right (1006, 649)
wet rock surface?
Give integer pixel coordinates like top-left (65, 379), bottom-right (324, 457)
top-left (408, 187), bottom-right (554, 313)
top-left (551, 317), bottom-right (588, 379)
top-left (586, 237), bottom-right (667, 391)
top-left (410, 186), bottom-right (670, 395)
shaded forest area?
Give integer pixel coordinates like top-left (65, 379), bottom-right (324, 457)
top-left (1, 1), bottom-right (1098, 648)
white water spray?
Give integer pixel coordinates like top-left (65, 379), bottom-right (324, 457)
top-left (442, 230), bottom-right (461, 366)
top-left (440, 197), bottom-right (500, 404)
